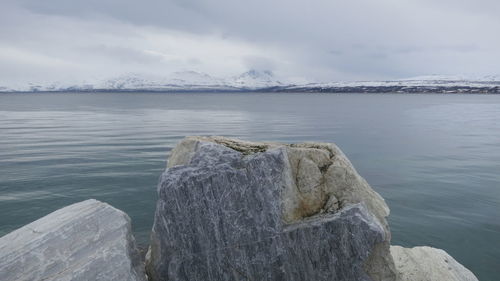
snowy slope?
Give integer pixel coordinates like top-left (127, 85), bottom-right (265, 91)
top-left (286, 75), bottom-right (500, 90)
top-left (0, 72), bottom-right (499, 92)
top-left (228, 70), bottom-right (282, 89)
top-left (94, 71), bottom-right (231, 90)
top-left (400, 74), bottom-right (500, 82)
top-left (0, 70), bottom-right (282, 92)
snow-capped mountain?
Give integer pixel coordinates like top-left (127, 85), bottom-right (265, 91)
top-left (0, 70), bottom-right (283, 92)
top-left (0, 72), bottom-right (499, 93)
top-left (169, 71), bottom-right (225, 86)
top-left (280, 75), bottom-right (500, 93)
top-left (229, 70), bottom-right (282, 89)
top-left (95, 71), bottom-right (229, 90)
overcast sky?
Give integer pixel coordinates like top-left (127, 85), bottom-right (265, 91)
top-left (1, 0), bottom-right (499, 84)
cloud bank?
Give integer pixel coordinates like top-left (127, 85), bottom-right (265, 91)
top-left (1, 0), bottom-right (499, 85)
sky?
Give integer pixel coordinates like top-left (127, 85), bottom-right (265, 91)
top-left (1, 0), bottom-right (499, 85)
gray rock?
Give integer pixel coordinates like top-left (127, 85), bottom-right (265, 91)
top-left (147, 136), bottom-right (397, 281)
top-left (0, 199), bottom-right (146, 281)
top-left (391, 246), bottom-right (478, 281)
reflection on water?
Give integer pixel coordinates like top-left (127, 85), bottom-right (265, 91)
top-left (0, 92), bottom-right (499, 280)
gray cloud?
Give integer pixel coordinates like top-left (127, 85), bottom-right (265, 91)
top-left (1, 0), bottom-right (499, 85)
top-left (82, 45), bottom-right (167, 64)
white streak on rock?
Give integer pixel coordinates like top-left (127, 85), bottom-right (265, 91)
top-left (0, 199), bottom-right (146, 281)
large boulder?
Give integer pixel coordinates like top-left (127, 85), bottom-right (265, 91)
top-left (0, 199), bottom-right (146, 281)
top-left (146, 136), bottom-right (398, 281)
top-left (391, 246), bottom-right (478, 281)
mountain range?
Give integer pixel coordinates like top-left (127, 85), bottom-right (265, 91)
top-left (1, 70), bottom-right (499, 93)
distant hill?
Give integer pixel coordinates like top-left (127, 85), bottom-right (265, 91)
top-left (1, 72), bottom-right (499, 93)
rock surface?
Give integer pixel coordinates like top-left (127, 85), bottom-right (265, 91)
top-left (147, 136), bottom-right (398, 281)
top-left (0, 136), bottom-right (479, 281)
top-left (0, 199), bottom-right (146, 281)
top-left (391, 246), bottom-right (479, 281)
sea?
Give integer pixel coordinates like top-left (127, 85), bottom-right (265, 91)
top-left (0, 92), bottom-right (498, 280)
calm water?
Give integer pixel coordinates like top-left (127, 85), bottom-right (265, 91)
top-left (0, 92), bottom-right (499, 280)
